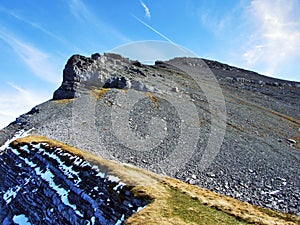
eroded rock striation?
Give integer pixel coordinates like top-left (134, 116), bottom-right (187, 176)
top-left (0, 141), bottom-right (147, 224)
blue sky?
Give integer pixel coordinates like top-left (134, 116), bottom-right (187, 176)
top-left (0, 0), bottom-right (299, 128)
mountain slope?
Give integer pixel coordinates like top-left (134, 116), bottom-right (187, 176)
top-left (1, 135), bottom-right (299, 224)
top-left (0, 53), bottom-right (299, 217)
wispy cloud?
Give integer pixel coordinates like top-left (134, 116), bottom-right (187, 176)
top-left (68, 0), bottom-right (131, 43)
top-left (242, 0), bottom-right (300, 76)
top-left (199, 1), bottom-right (245, 36)
top-left (0, 7), bottom-right (65, 43)
top-left (0, 30), bottom-right (60, 84)
top-left (140, 1), bottom-right (151, 19)
top-left (68, 0), bottom-right (93, 22)
top-left (0, 83), bottom-right (51, 129)
top-left (200, 10), bottom-right (229, 34)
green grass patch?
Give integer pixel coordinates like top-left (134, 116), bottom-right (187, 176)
top-left (167, 187), bottom-right (251, 225)
top-left (257, 207), bottom-right (299, 224)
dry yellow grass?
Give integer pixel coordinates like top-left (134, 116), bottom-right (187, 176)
top-left (225, 91), bottom-right (300, 127)
top-left (90, 88), bottom-right (110, 100)
top-left (144, 92), bottom-right (160, 108)
top-left (53, 98), bottom-right (74, 104)
top-left (12, 135), bottom-right (299, 225)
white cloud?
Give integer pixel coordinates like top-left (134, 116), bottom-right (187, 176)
top-left (0, 30), bottom-right (61, 84)
top-left (0, 83), bottom-right (51, 129)
top-left (242, 0), bottom-right (300, 77)
top-left (140, 1), bottom-right (151, 19)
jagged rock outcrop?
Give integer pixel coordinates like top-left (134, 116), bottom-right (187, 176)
top-left (53, 53), bottom-right (157, 100)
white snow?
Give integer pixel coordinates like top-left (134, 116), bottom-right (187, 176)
top-left (20, 145), bottom-right (30, 153)
top-left (3, 178), bottom-right (30, 204)
top-left (137, 206), bottom-right (146, 212)
top-left (73, 157), bottom-right (83, 166)
top-left (61, 152), bottom-right (72, 157)
top-left (34, 167), bottom-right (84, 217)
top-left (96, 172), bottom-right (105, 178)
top-left (13, 146), bottom-right (84, 218)
top-left (107, 175), bottom-right (121, 183)
top-left (115, 214), bottom-right (125, 225)
top-left (93, 186), bottom-right (99, 191)
top-left (0, 128), bottom-right (34, 151)
top-left (91, 165), bottom-right (99, 171)
top-left (91, 216), bottom-right (95, 225)
top-left (3, 186), bottom-right (21, 204)
top-left (10, 147), bottom-right (20, 155)
top-left (113, 182), bottom-right (126, 191)
top-left (38, 148), bottom-right (82, 184)
top-left (31, 143), bottom-right (41, 149)
top-left (24, 158), bottom-right (37, 167)
top-left (13, 214), bottom-right (32, 225)
top-left (2, 142), bottom-right (142, 224)
top-left (92, 165), bottom-right (105, 178)
top-left (80, 161), bottom-right (91, 168)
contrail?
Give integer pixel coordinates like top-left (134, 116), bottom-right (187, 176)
top-left (132, 14), bottom-right (176, 45)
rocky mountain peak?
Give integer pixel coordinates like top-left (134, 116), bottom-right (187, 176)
top-left (53, 52), bottom-right (173, 100)
top-left (53, 53), bottom-right (134, 100)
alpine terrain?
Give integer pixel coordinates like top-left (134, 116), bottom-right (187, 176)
top-left (0, 53), bottom-right (299, 224)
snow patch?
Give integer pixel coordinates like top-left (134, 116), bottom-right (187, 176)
top-left (113, 182), bottom-right (126, 191)
top-left (13, 214), bottom-right (32, 225)
top-left (96, 172), bottom-right (105, 178)
top-left (20, 145), bottom-right (30, 153)
top-left (15, 147), bottom-right (84, 218)
top-left (3, 186), bottom-right (21, 204)
top-left (0, 128), bottom-right (34, 151)
top-left (3, 178), bottom-right (30, 205)
top-left (38, 147), bottom-right (82, 184)
top-left (34, 167), bottom-right (84, 217)
top-left (115, 214), bottom-right (125, 225)
top-left (10, 147), bottom-right (20, 155)
top-left (107, 175), bottom-right (121, 183)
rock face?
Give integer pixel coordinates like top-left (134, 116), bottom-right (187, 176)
top-left (53, 53), bottom-right (144, 100)
top-left (0, 142), bottom-right (147, 224)
top-left (1, 53), bottom-right (300, 216)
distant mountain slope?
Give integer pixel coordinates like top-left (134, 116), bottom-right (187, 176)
top-left (0, 53), bottom-right (299, 217)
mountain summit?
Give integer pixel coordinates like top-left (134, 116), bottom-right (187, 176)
top-left (0, 53), bottom-right (299, 223)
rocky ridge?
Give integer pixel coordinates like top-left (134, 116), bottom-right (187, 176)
top-left (0, 53), bottom-right (299, 217)
top-left (0, 138), bottom-right (147, 224)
